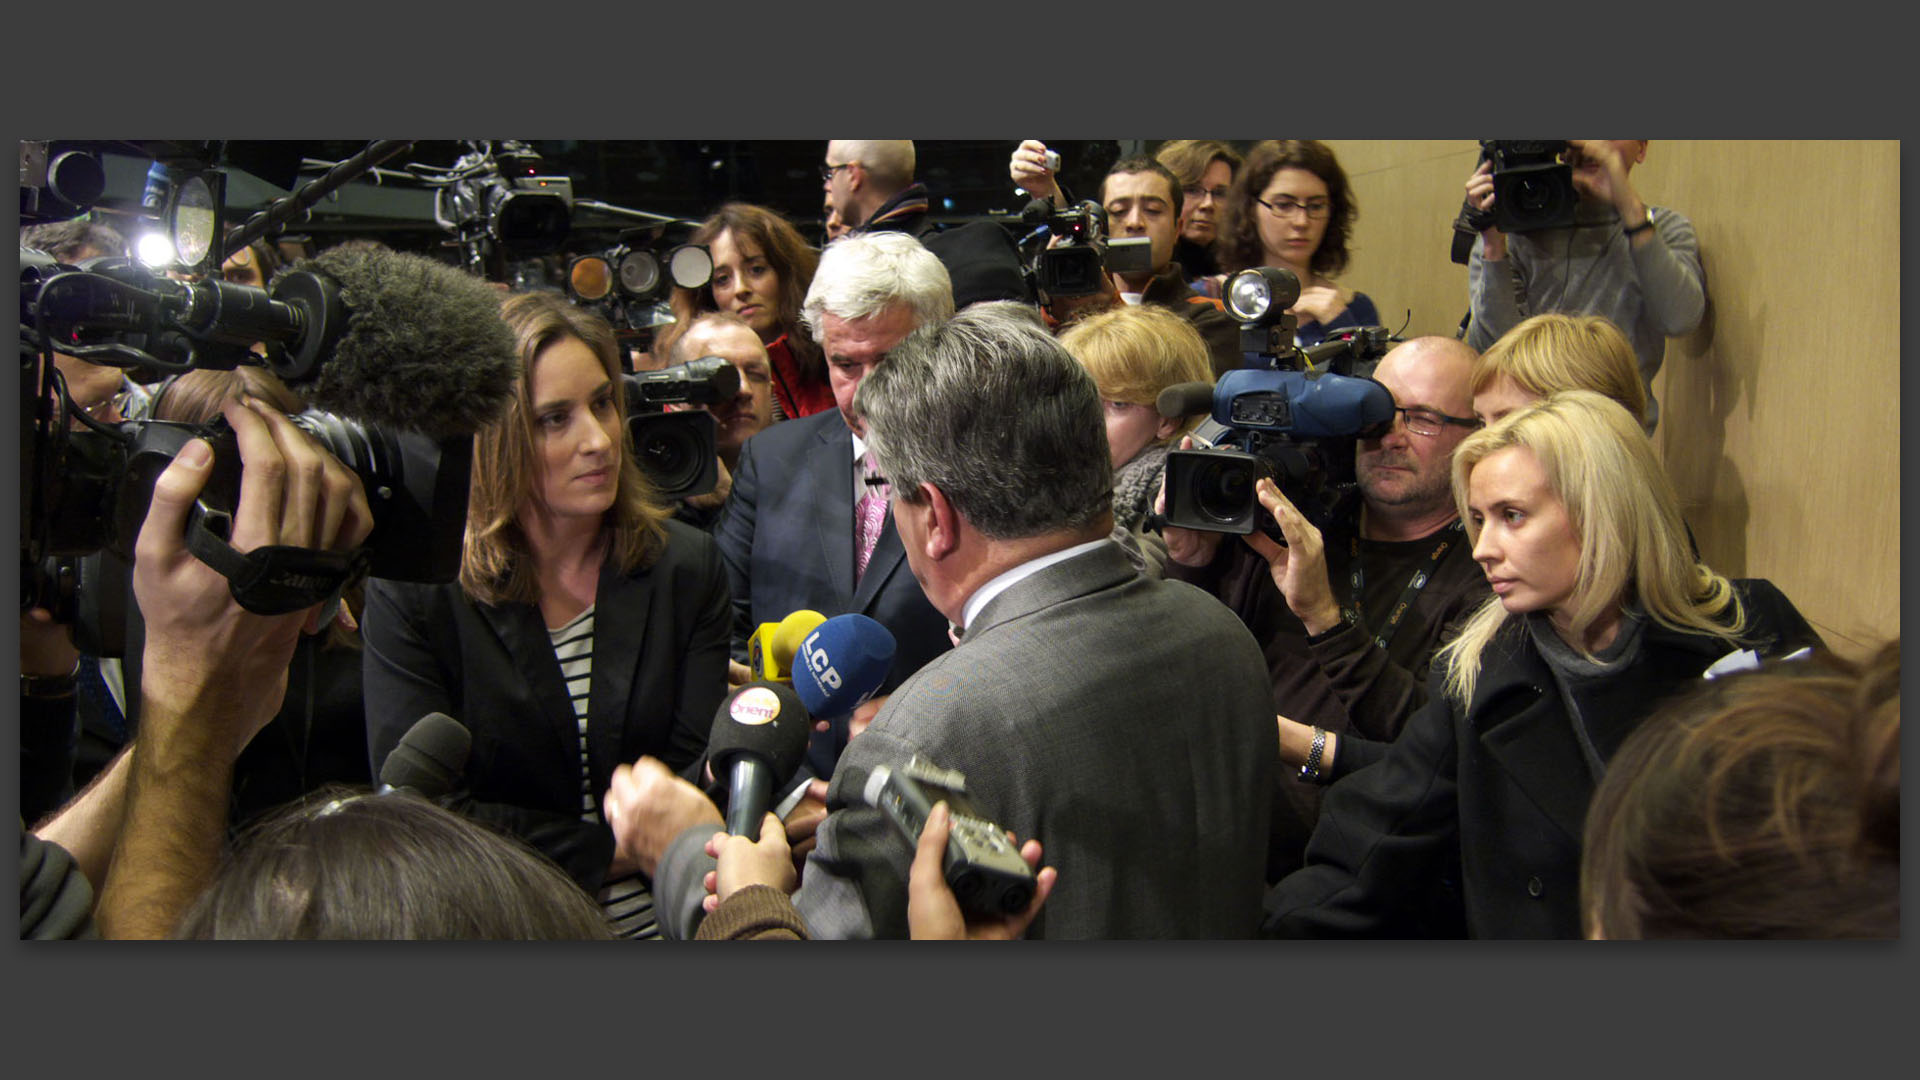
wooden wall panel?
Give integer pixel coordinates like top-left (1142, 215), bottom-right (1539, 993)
top-left (1309, 140), bottom-right (1898, 657)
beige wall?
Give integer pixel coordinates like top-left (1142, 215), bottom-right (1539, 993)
top-left (1323, 140), bottom-right (1899, 658)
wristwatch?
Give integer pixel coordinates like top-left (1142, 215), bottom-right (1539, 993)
top-left (1298, 726), bottom-right (1328, 783)
top-left (1623, 208), bottom-right (1656, 237)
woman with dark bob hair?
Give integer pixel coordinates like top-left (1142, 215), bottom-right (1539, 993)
top-left (1261, 391), bottom-right (1820, 938)
top-left (652, 202), bottom-right (832, 420)
top-left (1581, 642), bottom-right (1897, 939)
top-left (361, 292), bottom-right (731, 939)
top-left (175, 789), bottom-right (618, 940)
top-left (1210, 140), bottom-right (1378, 348)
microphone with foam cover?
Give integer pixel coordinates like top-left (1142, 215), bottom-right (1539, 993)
top-left (275, 244), bottom-right (517, 440)
top-left (792, 613), bottom-right (895, 722)
top-left (707, 682), bottom-right (813, 836)
top-left (746, 609), bottom-right (827, 683)
top-left (1156, 381), bottom-right (1217, 421)
top-left (377, 712), bottom-right (473, 800)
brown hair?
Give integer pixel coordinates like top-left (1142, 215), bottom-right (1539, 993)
top-left (1474, 314), bottom-right (1648, 426)
top-left (1581, 642), bottom-right (1899, 939)
top-left (461, 292), bottom-right (669, 605)
top-left (1102, 157), bottom-right (1185, 216)
top-left (1153, 140), bottom-right (1243, 189)
top-left (1216, 140), bottom-right (1356, 279)
top-left (175, 788), bottom-right (617, 939)
top-left (653, 203), bottom-right (822, 383)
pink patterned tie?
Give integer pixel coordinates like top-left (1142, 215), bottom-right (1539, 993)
top-left (855, 453), bottom-right (890, 583)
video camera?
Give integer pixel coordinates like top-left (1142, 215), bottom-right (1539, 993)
top-left (1157, 267), bottom-right (1395, 540)
top-left (21, 224), bottom-right (513, 653)
top-left (430, 140), bottom-right (574, 276)
top-left (1020, 197), bottom-right (1153, 298)
top-left (620, 357), bottom-right (740, 501)
top-left (1449, 139), bottom-right (1581, 264)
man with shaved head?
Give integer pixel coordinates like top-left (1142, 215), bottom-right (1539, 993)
top-left (1161, 336), bottom-right (1492, 899)
top-left (822, 139), bottom-right (1029, 310)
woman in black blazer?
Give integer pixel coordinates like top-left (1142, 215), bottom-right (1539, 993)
top-left (362, 292), bottom-right (730, 939)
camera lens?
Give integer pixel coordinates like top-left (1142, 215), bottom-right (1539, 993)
top-left (1193, 459), bottom-right (1254, 524)
top-left (629, 414), bottom-right (708, 498)
top-left (1514, 177), bottom-right (1554, 213)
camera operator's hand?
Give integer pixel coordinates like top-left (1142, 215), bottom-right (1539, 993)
top-left (99, 396), bottom-right (371, 938)
top-left (1241, 477), bottom-right (1343, 636)
top-left (1465, 160), bottom-right (1506, 260)
top-left (908, 801), bottom-right (1056, 940)
top-left (1291, 283), bottom-right (1356, 329)
top-left (135, 397), bottom-right (373, 756)
top-left (603, 755), bottom-right (723, 878)
top-left (1009, 139), bottom-right (1061, 207)
top-left (1156, 437), bottom-right (1224, 569)
top-left (1563, 140), bottom-right (1648, 228)
top-left (700, 812), bottom-right (797, 913)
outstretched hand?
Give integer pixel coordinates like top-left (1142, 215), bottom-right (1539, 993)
top-left (1241, 477), bottom-right (1344, 636)
top-left (907, 802), bottom-right (1056, 940)
top-left (702, 812), bottom-right (797, 912)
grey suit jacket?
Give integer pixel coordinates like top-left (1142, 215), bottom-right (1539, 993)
top-left (675, 540), bottom-right (1276, 939)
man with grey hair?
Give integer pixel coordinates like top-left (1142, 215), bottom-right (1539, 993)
top-left (637, 302), bottom-right (1277, 938)
top-left (822, 140), bottom-right (1030, 309)
top-left (714, 231), bottom-right (958, 779)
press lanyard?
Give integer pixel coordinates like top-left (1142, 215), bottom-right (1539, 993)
top-left (1345, 519), bottom-right (1464, 650)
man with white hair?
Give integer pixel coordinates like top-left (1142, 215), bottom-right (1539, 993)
top-left (713, 231), bottom-right (957, 777)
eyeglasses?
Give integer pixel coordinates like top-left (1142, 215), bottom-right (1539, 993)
top-left (1182, 184), bottom-right (1231, 202)
top-left (1256, 196), bottom-right (1332, 221)
top-left (820, 162), bottom-right (855, 181)
top-left (1391, 407), bottom-right (1482, 437)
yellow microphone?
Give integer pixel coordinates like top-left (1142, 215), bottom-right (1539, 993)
top-left (747, 609), bottom-right (827, 682)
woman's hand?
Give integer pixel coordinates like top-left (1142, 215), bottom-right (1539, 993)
top-left (701, 812), bottom-right (797, 912)
top-left (1290, 283), bottom-right (1354, 328)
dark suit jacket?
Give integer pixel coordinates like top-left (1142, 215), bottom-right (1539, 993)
top-left (360, 520), bottom-right (731, 893)
top-left (790, 541), bottom-right (1277, 938)
top-left (714, 409), bottom-right (953, 774)
top-left (1262, 580), bottom-right (1821, 938)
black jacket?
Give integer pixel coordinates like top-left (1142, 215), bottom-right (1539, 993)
top-left (361, 520), bottom-right (731, 892)
top-left (1261, 579), bottom-right (1820, 938)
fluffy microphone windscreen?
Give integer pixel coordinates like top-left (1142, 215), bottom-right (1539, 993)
top-left (292, 245), bottom-right (517, 440)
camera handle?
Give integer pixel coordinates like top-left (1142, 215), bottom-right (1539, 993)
top-left (183, 503), bottom-right (370, 617)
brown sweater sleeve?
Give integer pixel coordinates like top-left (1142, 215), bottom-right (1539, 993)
top-left (694, 884), bottom-right (811, 941)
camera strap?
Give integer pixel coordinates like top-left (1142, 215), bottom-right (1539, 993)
top-left (1344, 519), bottom-right (1465, 651)
top-left (185, 519), bottom-right (371, 616)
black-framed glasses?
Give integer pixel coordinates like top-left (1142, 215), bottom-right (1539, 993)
top-left (1256, 195), bottom-right (1332, 220)
top-left (1391, 407), bottom-right (1482, 437)
top-left (820, 162), bottom-right (855, 181)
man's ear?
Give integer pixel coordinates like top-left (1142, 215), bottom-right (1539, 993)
top-left (920, 482), bottom-right (960, 561)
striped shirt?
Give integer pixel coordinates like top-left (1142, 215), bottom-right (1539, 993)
top-left (549, 605), bottom-right (659, 940)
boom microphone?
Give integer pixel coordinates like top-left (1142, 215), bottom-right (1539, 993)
top-left (285, 244), bottom-right (517, 439)
top-left (29, 245), bottom-right (516, 440)
top-left (707, 682), bottom-right (812, 836)
top-left (378, 712), bottom-right (473, 800)
top-left (792, 613), bottom-right (895, 722)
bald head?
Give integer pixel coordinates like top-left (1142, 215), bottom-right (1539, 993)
top-left (1373, 336), bottom-right (1478, 421)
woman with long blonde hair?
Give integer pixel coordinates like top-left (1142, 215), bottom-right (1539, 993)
top-left (1262, 391), bottom-right (1820, 938)
top-left (362, 292), bottom-right (731, 939)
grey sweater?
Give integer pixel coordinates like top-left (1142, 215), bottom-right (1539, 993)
top-left (1467, 203), bottom-right (1705, 430)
